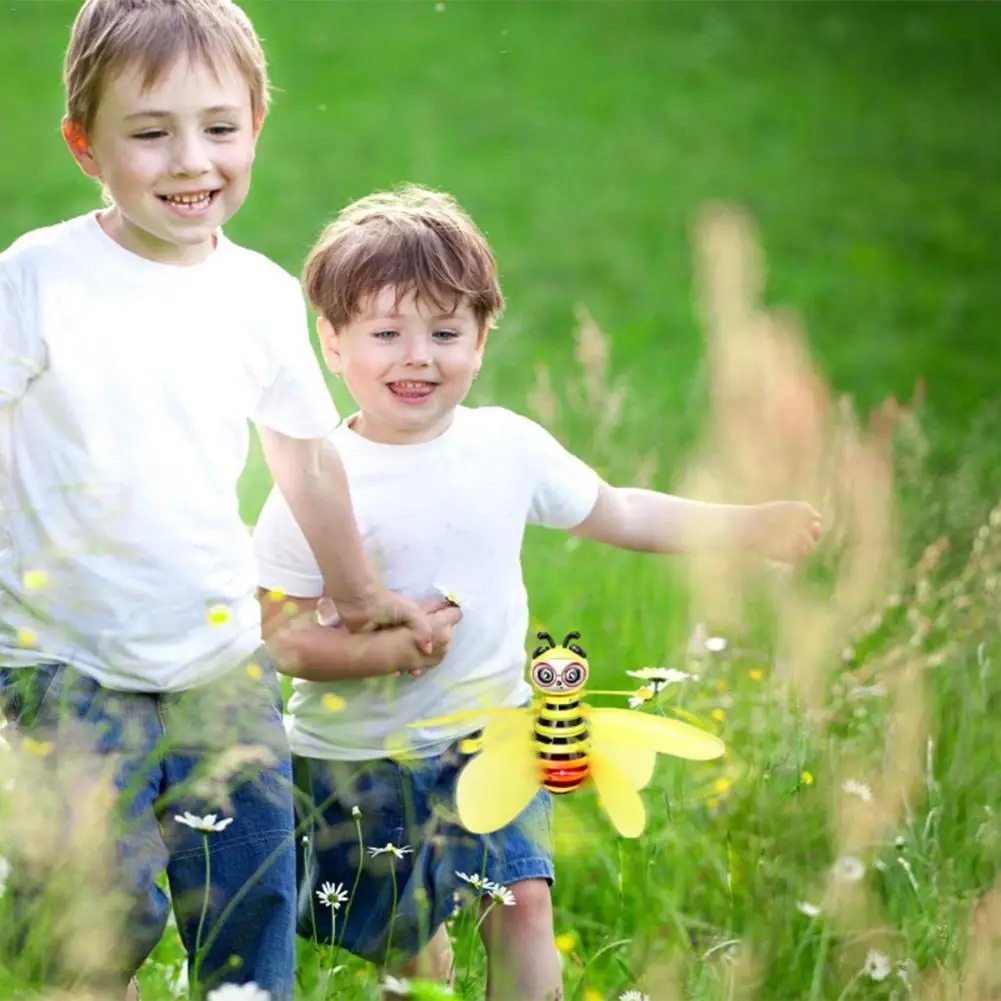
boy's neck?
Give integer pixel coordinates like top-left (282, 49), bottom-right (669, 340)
top-left (345, 409), bottom-right (458, 446)
top-left (97, 208), bottom-right (218, 266)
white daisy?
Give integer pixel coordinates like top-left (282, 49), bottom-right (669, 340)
top-left (316, 881), bottom-right (349, 911)
top-left (455, 871), bottom-right (494, 892)
top-left (619, 992), bottom-right (650, 1001)
top-left (206, 983), bottom-right (271, 1001)
top-left (842, 779), bottom-right (873, 803)
top-left (863, 949), bottom-right (891, 982)
top-left (351, 805), bottom-right (362, 818)
top-left (368, 843), bottom-right (414, 860)
top-left (796, 900), bottom-right (822, 918)
top-left (705, 636), bottom-right (728, 653)
top-left (174, 812), bottom-right (234, 834)
top-left (488, 884), bottom-right (516, 906)
top-left (382, 975), bottom-right (411, 997)
top-left (831, 855), bottom-right (866, 883)
top-left (850, 683), bottom-right (886, 698)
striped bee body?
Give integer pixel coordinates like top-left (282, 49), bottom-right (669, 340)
top-left (534, 693), bottom-right (590, 794)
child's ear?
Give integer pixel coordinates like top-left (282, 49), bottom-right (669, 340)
top-left (316, 315), bottom-right (343, 374)
top-left (61, 117), bottom-right (102, 179)
top-left (252, 109), bottom-right (266, 139)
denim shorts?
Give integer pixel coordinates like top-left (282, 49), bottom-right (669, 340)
top-left (0, 656), bottom-right (297, 1000)
top-left (294, 738), bottom-right (553, 963)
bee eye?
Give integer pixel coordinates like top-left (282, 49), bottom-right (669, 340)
top-left (563, 666), bottom-right (582, 685)
top-left (533, 663), bottom-right (556, 686)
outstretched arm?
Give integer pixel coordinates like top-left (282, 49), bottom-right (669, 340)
top-left (570, 481), bottom-right (822, 562)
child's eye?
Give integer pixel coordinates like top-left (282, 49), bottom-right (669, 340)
top-left (207, 124), bottom-right (238, 137)
top-left (373, 330), bottom-right (399, 340)
top-left (432, 329), bottom-right (459, 341)
top-left (132, 130), bottom-right (166, 141)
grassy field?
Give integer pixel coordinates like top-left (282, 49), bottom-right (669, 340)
top-left (2, 1), bottom-right (1001, 999)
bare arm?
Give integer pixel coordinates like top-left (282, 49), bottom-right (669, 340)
top-left (257, 428), bottom-right (431, 644)
top-left (258, 589), bottom-right (459, 682)
top-left (571, 481), bottom-right (822, 561)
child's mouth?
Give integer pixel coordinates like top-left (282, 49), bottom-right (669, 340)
top-left (158, 190), bottom-right (220, 217)
top-left (387, 381), bottom-right (437, 403)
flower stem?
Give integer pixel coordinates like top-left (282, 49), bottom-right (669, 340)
top-left (192, 833), bottom-right (212, 995)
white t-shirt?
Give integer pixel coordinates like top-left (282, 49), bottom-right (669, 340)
top-left (253, 405), bottom-right (600, 761)
top-left (0, 212), bottom-right (338, 691)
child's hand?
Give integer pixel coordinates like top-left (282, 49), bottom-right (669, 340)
top-left (398, 601), bottom-right (462, 677)
top-left (747, 500), bottom-right (823, 563)
top-left (337, 586), bottom-right (434, 652)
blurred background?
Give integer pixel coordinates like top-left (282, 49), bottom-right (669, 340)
top-left (4, 6), bottom-right (1001, 997)
top-left (3, 1), bottom-right (999, 521)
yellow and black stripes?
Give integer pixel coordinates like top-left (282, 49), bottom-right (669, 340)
top-left (535, 693), bottom-right (590, 794)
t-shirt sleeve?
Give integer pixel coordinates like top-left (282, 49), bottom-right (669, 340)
top-left (253, 485), bottom-right (326, 598)
top-left (514, 413), bottom-right (601, 529)
top-left (251, 275), bottom-right (339, 438)
top-left (0, 266), bottom-right (45, 407)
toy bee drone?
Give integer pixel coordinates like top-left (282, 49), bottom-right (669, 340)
top-left (413, 630), bottom-right (725, 838)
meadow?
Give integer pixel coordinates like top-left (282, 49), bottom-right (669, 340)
top-left (2, 1), bottom-right (1001, 999)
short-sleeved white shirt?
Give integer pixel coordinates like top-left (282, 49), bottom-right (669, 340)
top-left (253, 405), bottom-right (600, 760)
top-left (0, 212), bottom-right (338, 690)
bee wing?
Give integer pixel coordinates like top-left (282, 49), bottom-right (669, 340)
top-left (589, 749), bottom-right (647, 838)
top-left (587, 737), bottom-right (657, 791)
top-left (588, 706), bottom-right (725, 761)
top-left (455, 710), bottom-right (538, 834)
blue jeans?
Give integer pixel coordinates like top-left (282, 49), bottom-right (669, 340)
top-left (294, 741), bottom-right (553, 965)
top-left (0, 654), bottom-right (296, 1000)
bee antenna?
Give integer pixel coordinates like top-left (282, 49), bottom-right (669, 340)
top-left (562, 630), bottom-right (581, 647)
top-left (536, 631), bottom-right (556, 648)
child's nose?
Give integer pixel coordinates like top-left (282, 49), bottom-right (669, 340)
top-left (404, 337), bottom-right (432, 366)
top-left (170, 133), bottom-right (212, 176)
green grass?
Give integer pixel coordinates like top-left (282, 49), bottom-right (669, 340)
top-left (2, 1), bottom-right (1001, 999)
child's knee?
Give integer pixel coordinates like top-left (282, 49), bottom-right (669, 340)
top-left (486, 878), bottom-right (554, 942)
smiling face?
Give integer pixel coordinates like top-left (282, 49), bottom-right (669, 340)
top-left (320, 285), bottom-right (488, 446)
top-left (64, 53), bottom-right (260, 265)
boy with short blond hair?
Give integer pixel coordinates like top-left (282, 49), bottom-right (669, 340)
top-left (255, 184), bottom-right (823, 1000)
top-left (0, 2), bottom-right (430, 997)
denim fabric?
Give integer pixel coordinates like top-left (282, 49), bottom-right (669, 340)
top-left (0, 654), bottom-right (296, 1001)
top-left (294, 742), bottom-right (553, 964)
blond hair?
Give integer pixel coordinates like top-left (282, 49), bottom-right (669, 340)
top-left (304, 185), bottom-right (505, 331)
top-left (64, 0), bottom-right (269, 135)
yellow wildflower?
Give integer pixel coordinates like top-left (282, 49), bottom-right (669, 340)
top-left (207, 605), bottom-right (230, 626)
top-left (246, 663), bottom-right (263, 681)
top-left (22, 569), bottom-right (48, 591)
top-left (22, 736), bottom-right (52, 756)
top-left (16, 628), bottom-right (38, 646)
top-left (749, 668), bottom-right (763, 682)
top-left (711, 708), bottom-right (726, 722)
top-left (555, 932), bottom-right (576, 954)
top-left (322, 693), bottom-right (346, 713)
top-left (714, 777), bottom-right (732, 794)
top-left (801, 770), bottom-right (814, 785)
